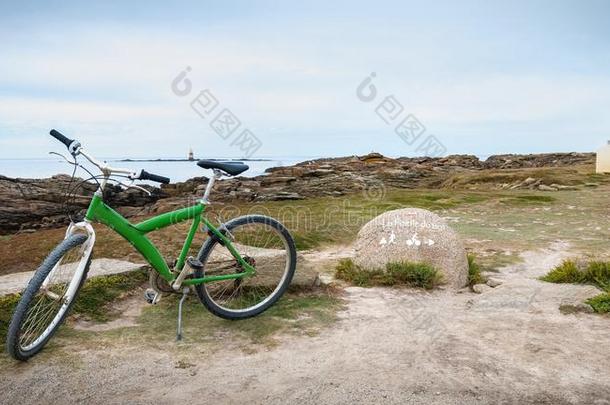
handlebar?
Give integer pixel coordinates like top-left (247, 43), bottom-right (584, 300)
top-left (50, 129), bottom-right (75, 148)
top-left (137, 170), bottom-right (171, 184)
top-left (49, 129), bottom-right (171, 184)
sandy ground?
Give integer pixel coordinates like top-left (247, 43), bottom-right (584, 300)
top-left (1, 242), bottom-right (610, 404)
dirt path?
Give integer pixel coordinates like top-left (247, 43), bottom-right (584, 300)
top-left (1, 242), bottom-right (609, 404)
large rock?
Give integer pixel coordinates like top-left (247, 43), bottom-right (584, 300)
top-left (353, 208), bottom-right (468, 289)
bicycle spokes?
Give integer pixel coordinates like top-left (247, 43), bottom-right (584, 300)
top-left (203, 221), bottom-right (291, 311)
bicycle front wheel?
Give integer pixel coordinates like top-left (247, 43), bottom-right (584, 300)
top-left (195, 215), bottom-right (297, 320)
top-left (7, 233), bottom-right (92, 361)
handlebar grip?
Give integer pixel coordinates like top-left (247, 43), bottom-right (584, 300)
top-left (140, 170), bottom-right (170, 184)
top-left (49, 129), bottom-right (75, 148)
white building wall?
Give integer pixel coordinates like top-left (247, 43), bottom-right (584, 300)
top-left (597, 141), bottom-right (610, 174)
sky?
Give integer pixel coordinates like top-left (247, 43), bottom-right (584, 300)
top-left (0, 0), bottom-right (609, 159)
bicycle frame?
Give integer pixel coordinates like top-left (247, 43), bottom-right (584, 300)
top-left (84, 194), bottom-right (255, 286)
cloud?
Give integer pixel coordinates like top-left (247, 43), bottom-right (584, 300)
top-left (1, 3), bottom-right (609, 159)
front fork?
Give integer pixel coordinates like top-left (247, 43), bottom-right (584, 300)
top-left (41, 221), bottom-right (96, 302)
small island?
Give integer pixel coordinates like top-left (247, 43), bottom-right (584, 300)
top-left (116, 148), bottom-right (273, 163)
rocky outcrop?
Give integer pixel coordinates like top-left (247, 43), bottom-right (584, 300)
top-left (483, 152), bottom-right (594, 169)
top-left (0, 174), bottom-right (164, 233)
top-left (161, 152), bottom-right (595, 202)
top-left (0, 152), bottom-right (597, 233)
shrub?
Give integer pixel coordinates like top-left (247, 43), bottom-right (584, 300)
top-left (586, 293), bottom-right (610, 314)
top-left (541, 260), bottom-right (610, 314)
top-left (335, 258), bottom-right (443, 290)
top-left (384, 261), bottom-right (443, 289)
top-left (540, 260), bottom-right (585, 284)
top-left (467, 254), bottom-right (485, 286)
top-left (541, 260), bottom-right (610, 288)
top-left (583, 261), bottom-right (610, 290)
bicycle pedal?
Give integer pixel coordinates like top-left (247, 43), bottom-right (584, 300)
top-left (144, 289), bottom-right (161, 305)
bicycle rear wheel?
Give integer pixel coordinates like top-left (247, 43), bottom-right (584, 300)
top-left (195, 215), bottom-right (297, 320)
top-left (7, 233), bottom-right (92, 361)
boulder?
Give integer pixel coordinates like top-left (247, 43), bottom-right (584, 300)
top-left (353, 208), bottom-right (468, 289)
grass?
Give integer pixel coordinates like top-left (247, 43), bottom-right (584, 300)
top-left (3, 182), bottom-right (610, 306)
top-left (494, 194), bottom-right (557, 208)
top-left (541, 260), bottom-right (610, 288)
top-left (467, 254), bottom-right (485, 286)
top-left (6, 184), bottom-right (608, 278)
top-left (335, 258), bottom-right (443, 289)
top-left (586, 293), bottom-right (610, 313)
top-left (541, 260), bottom-right (610, 313)
top-left (63, 285), bottom-right (345, 353)
top-left (0, 189), bottom-right (499, 275)
top-left (1, 268), bottom-right (344, 354)
top-left (0, 294), bottom-right (21, 346)
top-left (72, 270), bottom-right (149, 322)
top-left (470, 250), bottom-right (522, 273)
top-left (443, 165), bottom-right (600, 189)
top-left (501, 195), bottom-right (556, 206)
top-left (292, 230), bottom-right (335, 250)
top-left (514, 195), bottom-right (556, 203)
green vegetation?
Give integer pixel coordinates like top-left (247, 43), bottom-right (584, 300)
top-left (335, 258), bottom-right (442, 289)
top-left (586, 293), bottom-right (610, 313)
top-left (471, 251), bottom-right (522, 274)
top-left (541, 260), bottom-right (610, 313)
top-left (467, 254), bottom-right (485, 286)
top-left (514, 195), bottom-right (556, 203)
top-left (292, 230), bottom-right (335, 250)
top-left (541, 260), bottom-right (610, 288)
top-left (73, 270), bottom-right (149, 321)
top-left (211, 190), bottom-right (497, 252)
top-left (0, 189), bottom-right (498, 274)
top-left (0, 294), bottom-right (21, 345)
top-left (540, 260), bottom-right (583, 284)
top-left (0, 269), bottom-right (149, 345)
top-left (501, 195), bottom-right (556, 206)
top-left (1, 268), bottom-right (343, 353)
top-left (5, 184), bottom-right (609, 275)
top-left (69, 285), bottom-right (344, 351)
top-left (444, 165), bottom-right (600, 189)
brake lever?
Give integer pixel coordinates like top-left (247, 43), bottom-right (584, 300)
top-left (116, 179), bottom-right (152, 196)
top-left (49, 151), bottom-right (78, 166)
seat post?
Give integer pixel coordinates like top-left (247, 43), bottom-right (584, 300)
top-left (201, 169), bottom-right (222, 204)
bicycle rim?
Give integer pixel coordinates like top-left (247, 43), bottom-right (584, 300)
top-left (201, 218), bottom-right (293, 313)
top-left (18, 235), bottom-right (89, 351)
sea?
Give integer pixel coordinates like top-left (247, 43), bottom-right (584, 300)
top-left (0, 156), bottom-right (317, 182)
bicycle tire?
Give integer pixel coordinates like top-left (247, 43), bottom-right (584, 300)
top-left (7, 234), bottom-right (92, 361)
top-left (194, 215), bottom-right (297, 320)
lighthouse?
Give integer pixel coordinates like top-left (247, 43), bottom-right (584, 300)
top-left (188, 147), bottom-right (194, 161)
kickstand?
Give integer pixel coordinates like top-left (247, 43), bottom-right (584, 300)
top-left (176, 287), bottom-right (189, 341)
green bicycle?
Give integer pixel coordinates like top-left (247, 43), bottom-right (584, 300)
top-left (7, 129), bottom-right (297, 361)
